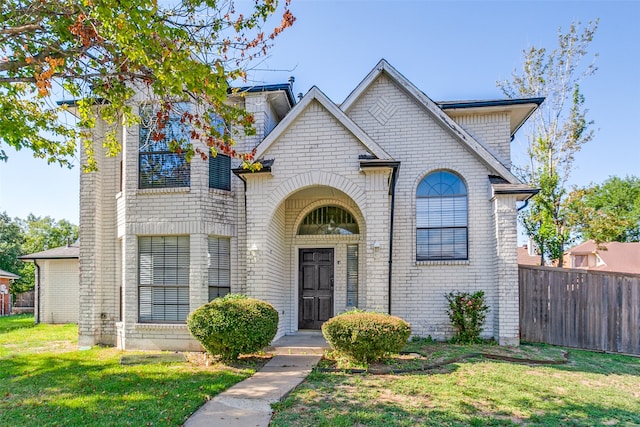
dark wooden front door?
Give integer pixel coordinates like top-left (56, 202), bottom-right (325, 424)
top-left (299, 248), bottom-right (334, 329)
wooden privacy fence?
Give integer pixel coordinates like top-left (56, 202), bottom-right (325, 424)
top-left (519, 266), bottom-right (640, 355)
top-left (11, 290), bottom-right (35, 314)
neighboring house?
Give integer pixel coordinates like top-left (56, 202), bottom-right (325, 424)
top-left (20, 242), bottom-right (80, 324)
top-left (518, 244), bottom-right (541, 266)
top-left (78, 59), bottom-right (540, 350)
top-left (0, 269), bottom-right (19, 316)
top-left (563, 240), bottom-right (640, 274)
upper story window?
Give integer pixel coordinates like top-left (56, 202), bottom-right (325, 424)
top-left (416, 170), bottom-right (468, 260)
top-left (298, 206), bottom-right (359, 235)
top-left (209, 154), bottom-right (231, 191)
top-left (139, 103), bottom-right (191, 189)
top-left (207, 114), bottom-right (231, 191)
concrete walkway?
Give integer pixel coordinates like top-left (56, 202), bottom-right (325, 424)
top-left (184, 332), bottom-right (328, 427)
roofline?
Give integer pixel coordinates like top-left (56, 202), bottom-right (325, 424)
top-left (492, 188), bottom-right (540, 196)
top-left (340, 59), bottom-right (521, 184)
top-left (229, 83), bottom-right (297, 107)
top-left (252, 86), bottom-right (393, 161)
top-left (19, 255), bottom-right (79, 260)
top-left (58, 82), bottom-right (297, 109)
top-left (437, 98), bottom-right (545, 110)
top-left (439, 97), bottom-right (544, 137)
top-left (232, 167), bottom-right (272, 176)
top-left (359, 160), bottom-right (401, 169)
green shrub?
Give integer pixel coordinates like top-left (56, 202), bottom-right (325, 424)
top-left (445, 290), bottom-right (489, 344)
top-left (321, 310), bottom-right (411, 364)
top-left (187, 294), bottom-right (278, 361)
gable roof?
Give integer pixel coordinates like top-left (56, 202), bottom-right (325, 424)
top-left (566, 240), bottom-right (640, 275)
top-left (340, 59), bottom-right (525, 184)
top-left (253, 86), bottom-right (393, 162)
top-left (20, 242), bottom-right (79, 260)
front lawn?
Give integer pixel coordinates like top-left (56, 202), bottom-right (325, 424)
top-left (0, 315), bottom-right (253, 426)
top-left (271, 340), bottom-right (640, 426)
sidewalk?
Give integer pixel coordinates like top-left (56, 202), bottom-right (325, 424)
top-left (184, 333), bottom-right (328, 427)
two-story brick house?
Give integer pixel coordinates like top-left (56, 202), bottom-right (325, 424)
top-left (78, 60), bottom-right (540, 350)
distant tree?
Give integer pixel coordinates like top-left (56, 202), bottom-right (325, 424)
top-left (0, 212), bottom-right (79, 295)
top-left (0, 0), bottom-right (295, 170)
top-left (566, 176), bottom-right (640, 243)
top-left (497, 20), bottom-right (598, 266)
top-left (21, 214), bottom-right (79, 254)
top-left (0, 212), bottom-right (24, 284)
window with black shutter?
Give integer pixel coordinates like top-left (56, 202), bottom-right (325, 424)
top-left (416, 171), bottom-right (468, 260)
top-left (209, 154), bottom-right (231, 191)
top-left (208, 236), bottom-right (230, 300)
top-left (139, 103), bottom-right (191, 189)
top-left (138, 236), bottom-right (190, 322)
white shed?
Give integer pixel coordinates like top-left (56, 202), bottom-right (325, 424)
top-left (20, 242), bottom-right (79, 324)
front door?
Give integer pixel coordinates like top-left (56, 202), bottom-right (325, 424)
top-left (299, 248), bottom-right (334, 329)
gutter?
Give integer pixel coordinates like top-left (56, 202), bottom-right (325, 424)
top-left (33, 260), bottom-right (41, 324)
top-left (387, 163), bottom-right (400, 315)
top-left (359, 159), bottom-right (401, 314)
top-left (235, 172), bottom-right (249, 294)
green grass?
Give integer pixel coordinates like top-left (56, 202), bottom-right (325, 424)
top-left (271, 341), bottom-right (640, 427)
top-left (0, 313), bottom-right (37, 333)
top-left (0, 315), bottom-right (253, 426)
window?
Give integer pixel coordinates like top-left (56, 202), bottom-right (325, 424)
top-left (209, 154), bottom-right (231, 191)
top-left (208, 236), bottom-right (230, 300)
top-left (138, 236), bottom-right (190, 322)
top-left (139, 103), bottom-right (190, 189)
top-left (298, 206), bottom-right (359, 235)
top-left (573, 255), bottom-right (588, 268)
top-left (416, 171), bottom-right (468, 260)
top-left (346, 245), bottom-right (358, 307)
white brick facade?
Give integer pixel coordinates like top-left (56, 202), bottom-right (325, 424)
top-left (79, 60), bottom-right (539, 350)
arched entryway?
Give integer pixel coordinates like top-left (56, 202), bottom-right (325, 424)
top-left (296, 205), bottom-right (360, 329)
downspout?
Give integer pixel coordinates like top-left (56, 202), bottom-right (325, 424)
top-left (387, 165), bottom-right (399, 315)
top-left (517, 198), bottom-right (530, 212)
top-left (238, 173), bottom-right (248, 295)
top-left (33, 259), bottom-right (41, 324)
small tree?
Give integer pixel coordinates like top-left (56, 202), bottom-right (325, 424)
top-left (497, 20), bottom-right (598, 266)
top-left (445, 291), bottom-right (489, 344)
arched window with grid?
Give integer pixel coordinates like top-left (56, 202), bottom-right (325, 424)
top-left (416, 171), bottom-right (468, 260)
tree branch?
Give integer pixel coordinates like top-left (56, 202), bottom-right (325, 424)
top-left (0, 23), bottom-right (42, 36)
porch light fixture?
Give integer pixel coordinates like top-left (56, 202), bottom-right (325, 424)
top-left (249, 243), bottom-right (259, 261)
top-left (372, 241), bottom-right (381, 250)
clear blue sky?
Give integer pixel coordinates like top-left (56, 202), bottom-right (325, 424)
top-left (1, 0), bottom-right (638, 226)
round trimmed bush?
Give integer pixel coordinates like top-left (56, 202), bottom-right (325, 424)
top-left (187, 294), bottom-right (278, 361)
top-left (321, 310), bottom-right (411, 364)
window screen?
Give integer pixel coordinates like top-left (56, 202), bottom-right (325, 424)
top-left (416, 171), bottom-right (468, 260)
top-left (208, 236), bottom-right (230, 300)
top-left (139, 103), bottom-right (191, 189)
top-left (138, 236), bottom-right (190, 322)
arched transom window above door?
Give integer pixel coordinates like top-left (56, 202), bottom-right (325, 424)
top-left (298, 206), bottom-right (359, 235)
